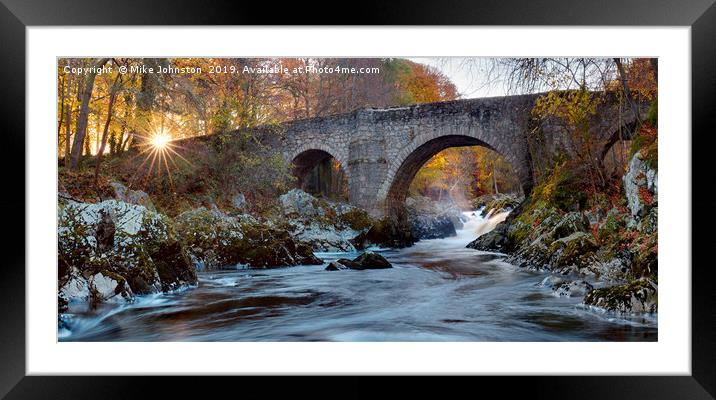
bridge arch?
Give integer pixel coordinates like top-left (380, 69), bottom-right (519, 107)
top-left (377, 132), bottom-right (532, 209)
top-left (286, 143), bottom-right (350, 199)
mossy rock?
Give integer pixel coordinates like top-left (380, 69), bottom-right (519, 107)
top-left (513, 235), bottom-right (553, 269)
top-left (551, 212), bottom-right (590, 240)
top-left (506, 220), bottom-right (531, 247)
top-left (363, 214), bottom-right (416, 248)
top-left (583, 278), bottom-right (657, 313)
top-left (58, 200), bottom-right (197, 302)
top-left (597, 208), bottom-right (627, 243)
top-left (339, 207), bottom-right (374, 231)
top-left (548, 232), bottom-right (598, 269)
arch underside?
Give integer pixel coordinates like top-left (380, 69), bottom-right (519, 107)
top-left (384, 135), bottom-right (503, 206)
top-left (291, 149), bottom-right (335, 181)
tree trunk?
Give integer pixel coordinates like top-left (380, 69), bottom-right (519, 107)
top-left (63, 73), bottom-right (74, 167)
top-left (94, 75), bottom-right (122, 188)
top-left (70, 58), bottom-right (109, 168)
top-left (492, 162), bottom-right (499, 194)
top-left (58, 74), bottom-right (65, 138)
top-left (613, 58), bottom-right (642, 127)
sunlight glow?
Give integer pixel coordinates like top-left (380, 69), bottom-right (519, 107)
top-left (150, 133), bottom-right (171, 150)
top-left (129, 129), bottom-right (191, 189)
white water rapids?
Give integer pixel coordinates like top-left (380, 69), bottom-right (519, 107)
top-left (60, 210), bottom-right (657, 341)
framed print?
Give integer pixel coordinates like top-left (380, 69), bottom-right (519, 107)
top-left (2, 0), bottom-right (714, 398)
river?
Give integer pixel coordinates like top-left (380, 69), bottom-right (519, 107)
top-left (59, 211), bottom-right (657, 341)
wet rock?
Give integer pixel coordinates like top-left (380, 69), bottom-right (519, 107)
top-left (279, 189), bottom-right (375, 252)
top-left (466, 222), bottom-right (509, 252)
top-left (326, 252), bottom-right (393, 271)
top-left (583, 278), bottom-right (658, 313)
top-left (410, 214), bottom-right (456, 239)
top-left (472, 193), bottom-right (522, 216)
top-left (325, 260), bottom-right (357, 271)
top-left (335, 258), bottom-right (362, 269)
top-left (405, 196), bottom-right (461, 239)
top-left (363, 213), bottom-right (416, 248)
top-left (349, 230), bottom-right (369, 250)
top-left (548, 232), bottom-right (598, 269)
top-left (551, 280), bottom-right (594, 298)
top-left (353, 251), bottom-right (393, 269)
top-left (58, 200), bottom-right (197, 305)
top-left (174, 207), bottom-right (323, 269)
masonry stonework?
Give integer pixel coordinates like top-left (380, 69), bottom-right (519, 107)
top-left (279, 93), bottom-right (645, 216)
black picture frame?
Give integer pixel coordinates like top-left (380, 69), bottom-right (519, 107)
top-left (1, 0), bottom-right (713, 398)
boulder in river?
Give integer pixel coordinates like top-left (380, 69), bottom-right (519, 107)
top-left (472, 193), bottom-right (522, 216)
top-left (174, 207), bottom-right (323, 270)
top-left (405, 196), bottom-right (461, 239)
top-left (583, 278), bottom-right (658, 313)
top-left (353, 251), bottom-right (393, 269)
top-left (58, 199), bottom-right (197, 305)
top-left (551, 280), bottom-right (594, 298)
top-left (279, 189), bottom-right (375, 252)
top-left (325, 251), bottom-right (393, 271)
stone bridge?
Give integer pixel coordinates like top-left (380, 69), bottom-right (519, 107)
top-left (279, 92), bottom-right (647, 216)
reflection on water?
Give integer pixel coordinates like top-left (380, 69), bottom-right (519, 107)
top-left (60, 210), bottom-right (657, 342)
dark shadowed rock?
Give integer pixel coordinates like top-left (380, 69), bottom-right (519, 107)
top-left (95, 209), bottom-right (115, 253)
top-left (363, 212), bottom-right (416, 248)
top-left (353, 251), bottom-right (392, 269)
top-left (466, 222), bottom-right (509, 252)
top-left (325, 261), bottom-right (350, 271)
top-left (335, 258), bottom-right (362, 269)
top-left (326, 252), bottom-right (393, 271)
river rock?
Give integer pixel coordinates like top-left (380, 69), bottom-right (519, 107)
top-left (280, 189), bottom-right (327, 219)
top-left (410, 214), bottom-right (457, 239)
top-left (325, 261), bottom-right (349, 271)
top-left (326, 252), bottom-right (393, 271)
top-left (352, 251), bottom-right (392, 269)
top-left (583, 278), bottom-right (658, 313)
top-left (548, 232), bottom-right (598, 270)
top-left (466, 221), bottom-right (509, 252)
top-left (551, 280), bottom-right (594, 297)
top-left (174, 207), bottom-right (323, 269)
top-left (362, 212), bottom-right (416, 248)
top-left (279, 189), bottom-right (375, 252)
top-left (472, 193), bottom-right (522, 216)
top-left (405, 196), bottom-right (461, 239)
top-left (58, 200), bottom-right (196, 305)
top-left (288, 220), bottom-right (360, 252)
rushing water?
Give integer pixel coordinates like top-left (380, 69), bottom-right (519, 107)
top-left (60, 211), bottom-right (657, 342)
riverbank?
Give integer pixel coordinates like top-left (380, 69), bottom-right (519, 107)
top-left (59, 210), bottom-right (656, 341)
top-left (467, 149), bottom-right (658, 314)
